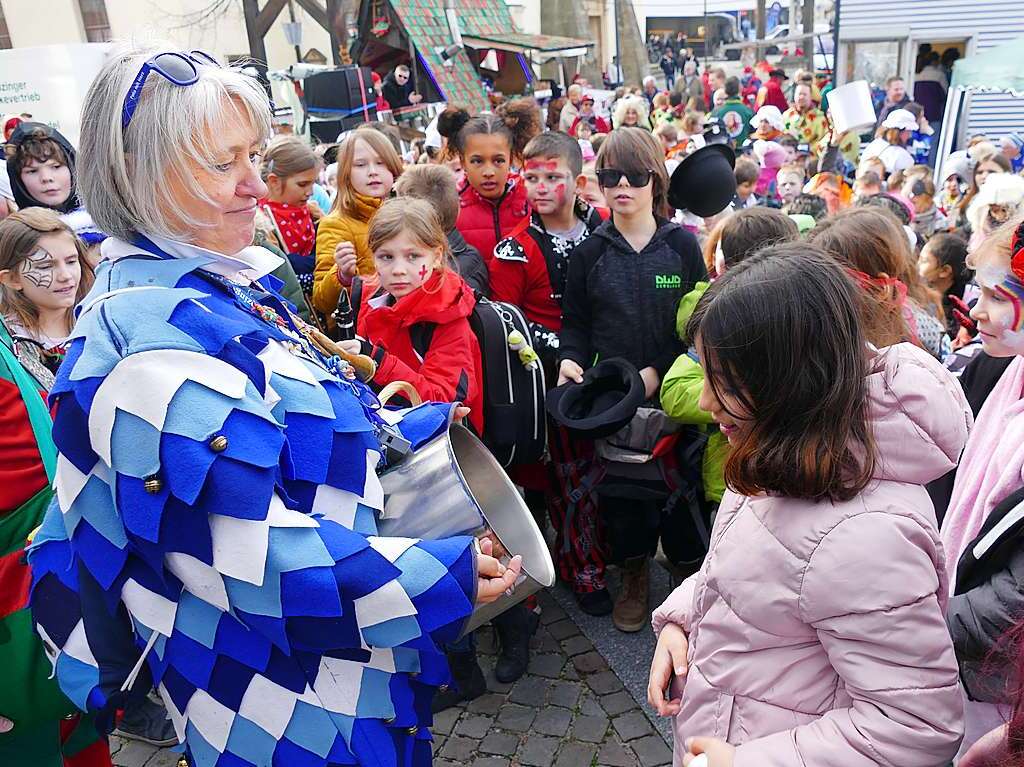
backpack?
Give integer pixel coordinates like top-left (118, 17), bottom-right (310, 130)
top-left (353, 279), bottom-right (547, 467)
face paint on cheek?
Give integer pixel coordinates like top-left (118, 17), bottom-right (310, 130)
top-left (20, 249), bottom-right (53, 289)
top-left (977, 264), bottom-right (1024, 352)
top-left (418, 265), bottom-right (429, 281)
top-left (554, 183), bottom-right (567, 205)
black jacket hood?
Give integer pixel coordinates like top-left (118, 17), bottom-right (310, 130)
top-left (6, 122), bottom-right (79, 214)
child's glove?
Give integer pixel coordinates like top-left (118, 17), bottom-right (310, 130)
top-left (507, 330), bottom-right (540, 371)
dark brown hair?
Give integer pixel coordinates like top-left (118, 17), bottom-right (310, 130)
top-left (5, 127), bottom-right (69, 175)
top-left (438, 98), bottom-right (542, 162)
top-left (719, 207), bottom-right (799, 268)
top-left (686, 245), bottom-right (876, 502)
top-left (594, 127), bottom-right (671, 217)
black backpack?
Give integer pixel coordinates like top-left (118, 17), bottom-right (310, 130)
top-left (353, 279), bottom-right (547, 467)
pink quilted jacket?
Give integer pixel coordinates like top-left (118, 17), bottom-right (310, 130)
top-left (652, 343), bottom-right (972, 767)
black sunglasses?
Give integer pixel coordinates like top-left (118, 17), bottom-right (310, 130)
top-left (596, 168), bottom-right (653, 189)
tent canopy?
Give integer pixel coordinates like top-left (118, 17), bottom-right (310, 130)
top-left (950, 34), bottom-right (1024, 97)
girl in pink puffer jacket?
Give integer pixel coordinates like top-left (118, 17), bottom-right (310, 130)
top-left (648, 244), bottom-right (970, 767)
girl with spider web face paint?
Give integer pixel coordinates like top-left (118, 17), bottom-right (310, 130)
top-left (970, 218), bottom-right (1024, 357)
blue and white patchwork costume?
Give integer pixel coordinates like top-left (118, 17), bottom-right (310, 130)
top-left (27, 235), bottom-right (477, 767)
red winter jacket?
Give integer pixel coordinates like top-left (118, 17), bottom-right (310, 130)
top-left (456, 178), bottom-right (530, 265)
top-left (359, 272), bottom-right (484, 434)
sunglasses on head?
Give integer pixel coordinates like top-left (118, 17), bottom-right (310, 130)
top-left (122, 50), bottom-right (221, 131)
top-left (595, 168), bottom-right (653, 188)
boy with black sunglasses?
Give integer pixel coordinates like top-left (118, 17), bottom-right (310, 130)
top-left (558, 127), bottom-right (706, 634)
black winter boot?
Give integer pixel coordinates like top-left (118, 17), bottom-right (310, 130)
top-left (493, 604), bottom-right (539, 684)
top-left (431, 649), bottom-right (487, 713)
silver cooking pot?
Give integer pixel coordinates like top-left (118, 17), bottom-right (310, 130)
top-left (377, 422), bottom-right (555, 634)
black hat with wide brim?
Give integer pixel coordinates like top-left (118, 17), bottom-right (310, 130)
top-left (668, 143), bottom-right (737, 217)
top-left (546, 358), bottom-right (645, 440)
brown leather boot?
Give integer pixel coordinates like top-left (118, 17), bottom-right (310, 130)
top-left (612, 556), bottom-right (650, 633)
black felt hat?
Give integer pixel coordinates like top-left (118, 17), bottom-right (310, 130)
top-left (668, 143), bottom-right (737, 217)
top-left (546, 358), bottom-right (645, 439)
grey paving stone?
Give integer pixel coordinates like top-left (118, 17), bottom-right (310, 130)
top-left (432, 706), bottom-right (461, 736)
top-left (547, 679), bottom-right (583, 709)
top-left (528, 653), bottom-right (565, 678)
top-left (599, 690), bottom-right (637, 717)
top-left (144, 752), bottom-right (184, 767)
top-left (539, 603), bottom-right (568, 625)
top-left (546, 618), bottom-right (580, 640)
top-left (598, 740), bottom-right (640, 767)
top-left (440, 735), bottom-right (480, 762)
top-left (532, 706), bottom-right (573, 737)
top-left (113, 741), bottom-right (158, 767)
top-left (579, 691), bottom-right (605, 717)
top-left (572, 650), bottom-right (609, 674)
top-left (434, 760), bottom-right (460, 767)
top-left (613, 710), bottom-right (655, 742)
top-left (563, 664), bottom-right (581, 681)
top-left (468, 692), bottom-right (505, 716)
top-left (571, 712), bottom-right (610, 743)
top-left (630, 734), bottom-right (673, 766)
top-left (479, 731), bottom-right (520, 756)
top-left (554, 741), bottom-right (598, 767)
top-left (432, 736), bottom-right (446, 756)
top-left (509, 674), bottom-right (551, 706)
top-left (472, 758), bottom-right (511, 767)
top-left (561, 634), bottom-right (596, 657)
top-left (532, 629), bottom-right (561, 653)
top-left (476, 626), bottom-right (499, 654)
top-left (516, 734), bottom-right (561, 767)
top-left (588, 669), bottom-right (625, 695)
top-left (455, 713), bottom-right (495, 739)
top-left (496, 702), bottom-right (537, 732)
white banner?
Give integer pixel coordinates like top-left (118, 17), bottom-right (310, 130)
top-left (0, 43), bottom-right (112, 147)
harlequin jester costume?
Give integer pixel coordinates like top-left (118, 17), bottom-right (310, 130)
top-left (27, 235), bottom-right (477, 767)
top-left (0, 320), bottom-right (110, 767)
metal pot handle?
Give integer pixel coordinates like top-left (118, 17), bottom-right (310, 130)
top-left (378, 380), bottom-right (423, 407)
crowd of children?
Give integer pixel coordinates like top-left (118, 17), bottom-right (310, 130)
top-left (5, 47), bottom-right (1024, 767)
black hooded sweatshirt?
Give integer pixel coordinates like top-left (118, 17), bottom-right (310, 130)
top-left (5, 122), bottom-right (79, 214)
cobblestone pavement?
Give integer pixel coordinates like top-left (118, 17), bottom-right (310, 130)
top-left (109, 572), bottom-right (674, 767)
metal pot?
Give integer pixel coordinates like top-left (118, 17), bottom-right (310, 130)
top-left (377, 423), bottom-right (555, 633)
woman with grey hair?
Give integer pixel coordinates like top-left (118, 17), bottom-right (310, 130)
top-left (27, 45), bottom-right (520, 767)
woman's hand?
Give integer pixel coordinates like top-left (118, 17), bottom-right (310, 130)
top-left (338, 340), bottom-right (362, 355)
top-left (475, 537), bottom-right (522, 605)
top-left (558, 359), bottom-right (584, 386)
top-left (479, 529), bottom-right (509, 560)
top-left (639, 366), bottom-right (661, 399)
top-left (454, 405), bottom-right (471, 423)
top-left (333, 241), bottom-right (358, 285)
top-left (683, 737), bottom-right (736, 767)
top-left (647, 623), bottom-right (688, 716)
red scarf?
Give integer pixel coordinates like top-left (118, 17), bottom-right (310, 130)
top-left (260, 199), bottom-right (314, 256)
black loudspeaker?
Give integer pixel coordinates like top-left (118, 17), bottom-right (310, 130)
top-left (304, 67), bottom-right (377, 117)
top-left (308, 115), bottom-right (377, 143)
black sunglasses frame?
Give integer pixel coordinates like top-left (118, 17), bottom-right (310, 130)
top-left (596, 168), bottom-right (654, 189)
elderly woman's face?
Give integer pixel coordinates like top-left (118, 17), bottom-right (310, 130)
top-left (170, 102), bottom-right (267, 254)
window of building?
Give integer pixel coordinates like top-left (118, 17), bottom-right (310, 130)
top-left (843, 39), bottom-right (902, 87)
top-left (0, 2), bottom-right (12, 49)
top-left (78, 0), bottom-right (112, 43)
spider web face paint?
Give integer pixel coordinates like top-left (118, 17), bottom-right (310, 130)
top-left (20, 248), bottom-right (54, 289)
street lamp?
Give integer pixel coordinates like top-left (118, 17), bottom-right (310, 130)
top-left (284, 0), bottom-right (302, 63)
